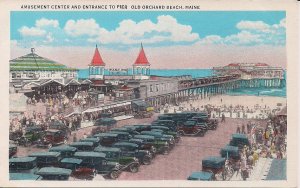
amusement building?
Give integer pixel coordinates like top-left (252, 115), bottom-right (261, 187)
top-left (9, 44), bottom-right (285, 116)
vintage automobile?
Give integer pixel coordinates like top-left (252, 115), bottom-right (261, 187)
top-left (191, 116), bottom-right (218, 130)
top-left (79, 137), bottom-right (101, 147)
top-left (187, 171), bottom-right (214, 181)
top-left (187, 120), bottom-right (208, 132)
top-left (49, 145), bottom-right (77, 158)
top-left (202, 156), bottom-right (227, 180)
top-left (112, 142), bottom-right (152, 165)
top-left (108, 131), bottom-right (133, 141)
top-left (36, 167), bottom-right (72, 180)
top-left (9, 144), bottom-right (17, 158)
top-left (229, 134), bottom-right (250, 149)
top-left (73, 151), bottom-right (122, 179)
top-left (128, 138), bottom-right (157, 158)
top-left (110, 127), bottom-right (140, 136)
top-left (133, 135), bottom-right (169, 155)
top-left (9, 173), bottom-right (42, 180)
top-left (140, 131), bottom-right (175, 147)
top-left (150, 126), bottom-right (180, 143)
top-left (131, 124), bottom-right (152, 132)
top-left (94, 146), bottom-right (140, 173)
top-left (37, 129), bottom-right (68, 148)
top-left (92, 118), bottom-right (117, 134)
top-left (69, 142), bottom-right (95, 151)
top-left (151, 120), bottom-right (177, 131)
top-left (9, 157), bottom-right (38, 173)
top-left (28, 151), bottom-right (62, 168)
top-left (177, 120), bottom-right (206, 136)
top-left (93, 133), bottom-right (119, 147)
top-left (220, 145), bottom-right (240, 160)
top-left (48, 120), bottom-right (71, 136)
top-left (59, 158), bottom-right (95, 180)
top-left (16, 127), bottom-right (44, 146)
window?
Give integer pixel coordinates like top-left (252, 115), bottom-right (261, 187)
top-left (150, 85), bottom-right (153, 92)
top-left (156, 84), bottom-right (159, 92)
top-left (12, 73), bottom-right (16, 78)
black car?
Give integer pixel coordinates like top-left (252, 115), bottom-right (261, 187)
top-left (112, 142), bottom-right (152, 165)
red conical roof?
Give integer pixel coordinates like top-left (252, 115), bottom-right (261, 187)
top-left (134, 43), bottom-right (150, 65)
top-left (90, 45), bottom-right (105, 66)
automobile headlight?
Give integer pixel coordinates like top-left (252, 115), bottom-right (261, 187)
top-left (133, 157), bottom-right (139, 162)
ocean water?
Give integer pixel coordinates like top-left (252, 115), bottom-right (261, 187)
top-left (78, 69), bottom-right (286, 97)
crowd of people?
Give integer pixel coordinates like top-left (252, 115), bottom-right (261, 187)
top-left (231, 114), bottom-right (287, 180)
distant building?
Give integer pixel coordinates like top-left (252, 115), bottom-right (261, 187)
top-left (132, 43), bottom-right (151, 80)
top-left (213, 63), bottom-right (284, 80)
top-left (10, 48), bottom-right (78, 83)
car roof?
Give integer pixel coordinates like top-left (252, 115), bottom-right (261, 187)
top-left (9, 157), bottom-right (36, 163)
top-left (69, 142), bottom-right (94, 146)
top-left (10, 173), bottom-right (42, 180)
top-left (113, 142), bottom-right (138, 147)
top-left (93, 133), bottom-right (118, 137)
top-left (60, 158), bottom-right (82, 164)
top-left (45, 129), bottom-right (61, 133)
top-left (80, 138), bottom-right (100, 142)
top-left (74, 151), bottom-right (106, 158)
top-left (109, 131), bottom-right (130, 135)
top-left (151, 126), bottom-right (169, 129)
top-left (129, 138), bottom-right (143, 143)
top-left (188, 171), bottom-right (213, 180)
top-left (49, 145), bottom-right (77, 152)
top-left (232, 133), bottom-right (248, 139)
top-left (94, 146), bottom-right (120, 153)
top-left (141, 131), bottom-right (163, 136)
top-left (134, 135), bottom-right (155, 139)
top-left (29, 152), bottom-right (60, 157)
top-left (36, 167), bottom-right (72, 176)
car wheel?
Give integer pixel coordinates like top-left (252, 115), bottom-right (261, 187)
top-left (47, 143), bottom-right (52, 148)
top-left (178, 131), bottom-right (184, 136)
top-left (199, 131), bottom-right (205, 137)
top-left (129, 163), bottom-right (139, 173)
top-left (142, 156), bottom-right (151, 165)
top-left (163, 148), bottom-right (169, 155)
top-left (109, 170), bottom-right (119, 179)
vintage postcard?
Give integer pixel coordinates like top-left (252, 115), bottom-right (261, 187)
top-left (0, 0), bottom-right (298, 187)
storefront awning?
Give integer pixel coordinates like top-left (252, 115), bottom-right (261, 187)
top-left (83, 107), bottom-right (103, 113)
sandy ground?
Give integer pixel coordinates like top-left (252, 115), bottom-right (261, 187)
top-left (177, 95), bottom-right (286, 110)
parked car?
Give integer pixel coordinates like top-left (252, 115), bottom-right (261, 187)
top-left (73, 151), bottom-right (122, 179)
top-left (9, 173), bottom-right (42, 180)
top-left (112, 142), bottom-right (152, 165)
top-left (59, 158), bottom-right (95, 180)
top-left (187, 171), bottom-right (214, 181)
top-left (110, 127), bottom-right (140, 136)
top-left (220, 145), bottom-right (240, 160)
top-left (9, 144), bottom-right (17, 158)
top-left (229, 134), bottom-right (250, 149)
top-left (128, 138), bottom-right (157, 158)
top-left (28, 152), bottom-right (62, 168)
top-left (69, 142), bottom-right (95, 151)
top-left (151, 120), bottom-right (177, 131)
top-left (37, 129), bottom-right (68, 148)
top-left (9, 157), bottom-right (38, 173)
top-left (79, 137), bottom-right (101, 147)
top-left (150, 126), bottom-right (180, 143)
top-left (108, 131), bottom-right (132, 141)
top-left (49, 145), bottom-right (77, 158)
top-left (177, 120), bottom-right (206, 136)
top-left (202, 156), bottom-right (226, 180)
top-left (17, 127), bottom-right (44, 146)
top-left (131, 124), bottom-right (152, 132)
top-left (140, 131), bottom-right (175, 147)
top-left (94, 146), bottom-right (140, 173)
top-left (191, 116), bottom-right (218, 130)
top-left (93, 133), bottom-right (119, 147)
top-left (48, 120), bottom-right (71, 136)
top-left (133, 135), bottom-right (169, 155)
top-left (36, 167), bottom-right (72, 180)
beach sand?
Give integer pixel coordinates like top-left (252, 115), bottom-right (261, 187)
top-left (175, 95), bottom-right (286, 111)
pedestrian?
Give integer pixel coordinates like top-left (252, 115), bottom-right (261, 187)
top-left (241, 124), bottom-right (246, 134)
top-left (83, 133), bottom-right (87, 139)
top-left (240, 154), bottom-right (248, 180)
top-left (221, 113), bottom-right (225, 123)
top-left (236, 125), bottom-right (241, 134)
top-left (73, 133), bottom-right (77, 142)
top-left (221, 98), bottom-right (222, 103)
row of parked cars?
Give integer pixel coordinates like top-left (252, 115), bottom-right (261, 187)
top-left (187, 133), bottom-right (250, 181)
top-left (9, 111), bottom-right (218, 181)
